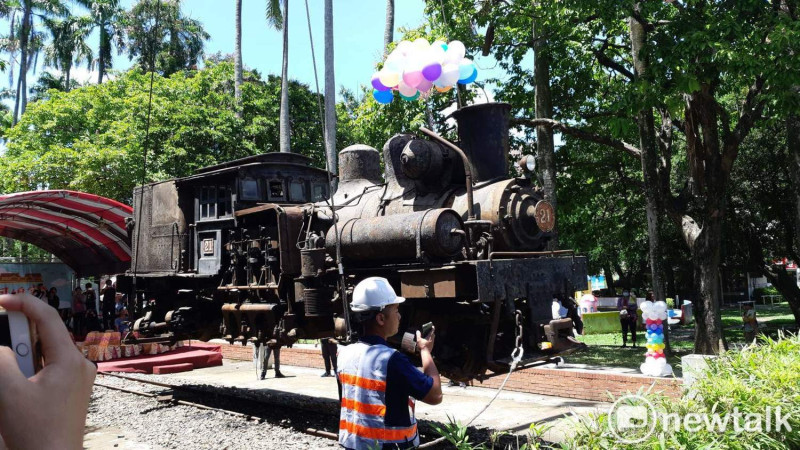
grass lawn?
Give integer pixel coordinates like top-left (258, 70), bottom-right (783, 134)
top-left (566, 302), bottom-right (797, 375)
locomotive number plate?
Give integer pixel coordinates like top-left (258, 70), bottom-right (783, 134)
top-left (202, 238), bottom-right (215, 255)
top-left (534, 201), bottom-right (555, 232)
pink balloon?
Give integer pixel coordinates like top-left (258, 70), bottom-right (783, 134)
top-left (402, 70), bottom-right (424, 89)
top-left (417, 79), bottom-right (433, 92)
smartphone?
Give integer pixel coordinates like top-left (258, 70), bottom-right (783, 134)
top-left (420, 322), bottom-right (434, 339)
top-left (0, 307), bottom-right (37, 377)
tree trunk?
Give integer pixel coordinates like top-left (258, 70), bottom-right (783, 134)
top-left (628, 12), bottom-right (669, 351)
top-left (383, 0), bottom-right (394, 54)
top-left (533, 1), bottom-right (557, 249)
top-left (691, 224), bottom-right (726, 353)
top-left (324, 0), bottom-right (336, 182)
top-left (279, 0), bottom-right (291, 153)
top-left (745, 223), bottom-right (800, 326)
top-left (98, 26), bottom-right (107, 84)
top-left (14, 1), bottom-right (32, 124)
top-left (665, 261), bottom-right (676, 298)
top-left (603, 264), bottom-right (616, 292)
top-left (234, 0), bottom-right (243, 119)
top-left (789, 113), bottom-right (800, 259)
top-left (65, 66), bottom-right (71, 92)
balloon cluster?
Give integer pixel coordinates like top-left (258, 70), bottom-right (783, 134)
top-left (640, 301), bottom-right (673, 377)
top-left (371, 39), bottom-right (478, 104)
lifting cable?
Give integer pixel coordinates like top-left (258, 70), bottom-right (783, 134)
top-left (131, 0), bottom-right (162, 311)
top-left (302, 0), bottom-right (351, 339)
top-left (419, 311), bottom-right (526, 449)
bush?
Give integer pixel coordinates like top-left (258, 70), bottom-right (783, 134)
top-left (752, 286), bottom-right (780, 301)
top-left (666, 298), bottom-right (675, 309)
top-left (564, 333), bottom-right (800, 449)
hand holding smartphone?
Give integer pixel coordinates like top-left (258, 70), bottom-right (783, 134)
top-left (0, 302), bottom-right (38, 377)
top-left (0, 293), bottom-right (96, 449)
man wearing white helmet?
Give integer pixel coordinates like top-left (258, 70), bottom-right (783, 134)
top-left (337, 277), bottom-right (442, 450)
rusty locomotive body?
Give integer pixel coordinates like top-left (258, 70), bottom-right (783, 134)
top-left (118, 103), bottom-right (587, 380)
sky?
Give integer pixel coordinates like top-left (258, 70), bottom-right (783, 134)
top-left (65, 0), bottom-right (431, 101)
top-left (5, 0), bottom-right (526, 102)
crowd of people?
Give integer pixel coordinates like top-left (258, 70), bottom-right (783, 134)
top-left (10, 279), bottom-right (131, 339)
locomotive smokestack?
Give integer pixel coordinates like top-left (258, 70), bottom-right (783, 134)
top-left (338, 144), bottom-right (382, 184)
top-left (449, 102), bottom-right (511, 183)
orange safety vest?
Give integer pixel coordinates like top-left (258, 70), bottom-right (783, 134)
top-left (338, 341), bottom-right (418, 449)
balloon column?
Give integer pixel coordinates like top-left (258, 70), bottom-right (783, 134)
top-left (371, 39), bottom-right (478, 104)
top-left (640, 301), bottom-right (674, 377)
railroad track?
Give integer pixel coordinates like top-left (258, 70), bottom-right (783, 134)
top-left (94, 373), bottom-right (339, 441)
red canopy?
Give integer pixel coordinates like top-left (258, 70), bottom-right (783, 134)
top-left (0, 190), bottom-right (133, 276)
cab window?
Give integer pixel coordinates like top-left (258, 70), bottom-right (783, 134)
top-left (239, 179), bottom-right (261, 201)
top-left (198, 185), bottom-right (233, 220)
top-left (268, 180), bottom-right (285, 201)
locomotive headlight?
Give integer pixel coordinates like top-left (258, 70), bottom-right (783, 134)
top-left (518, 154), bottom-right (536, 173)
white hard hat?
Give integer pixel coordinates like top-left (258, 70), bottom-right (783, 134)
top-left (351, 277), bottom-right (405, 312)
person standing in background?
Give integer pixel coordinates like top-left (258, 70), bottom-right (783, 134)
top-left (84, 283), bottom-right (97, 313)
top-left (319, 338), bottom-right (338, 377)
top-left (617, 290), bottom-right (638, 348)
top-left (100, 279), bottom-right (116, 330)
top-left (72, 286), bottom-right (86, 337)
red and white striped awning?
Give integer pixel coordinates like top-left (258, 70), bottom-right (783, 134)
top-left (0, 190), bottom-right (133, 276)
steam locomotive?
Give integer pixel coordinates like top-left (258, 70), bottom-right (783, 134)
top-left (117, 103), bottom-right (587, 381)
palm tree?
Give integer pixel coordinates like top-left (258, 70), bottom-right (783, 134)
top-left (43, 15), bottom-right (93, 91)
top-left (384, 0), bottom-right (394, 53)
top-left (11, 0), bottom-right (67, 124)
top-left (74, 0), bottom-right (126, 84)
top-left (324, 0), bottom-right (336, 176)
top-left (234, 0), bottom-right (243, 119)
top-left (125, 0), bottom-right (209, 76)
top-left (265, 0), bottom-right (289, 153)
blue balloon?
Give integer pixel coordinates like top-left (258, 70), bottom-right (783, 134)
top-left (458, 63), bottom-right (476, 80)
top-left (458, 67), bottom-right (478, 84)
top-left (373, 89), bottom-right (393, 104)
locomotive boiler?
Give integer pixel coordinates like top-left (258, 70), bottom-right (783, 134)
top-left (117, 103), bottom-right (587, 381)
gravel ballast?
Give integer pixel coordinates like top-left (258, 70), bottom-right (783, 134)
top-left (87, 375), bottom-right (340, 450)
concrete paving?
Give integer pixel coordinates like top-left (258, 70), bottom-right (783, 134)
top-left (152, 360), bottom-right (610, 444)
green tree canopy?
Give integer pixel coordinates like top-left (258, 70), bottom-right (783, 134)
top-left (1, 61), bottom-right (326, 203)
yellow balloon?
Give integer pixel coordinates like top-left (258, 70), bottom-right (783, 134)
top-left (435, 86), bottom-right (452, 93)
top-left (378, 70), bottom-right (400, 88)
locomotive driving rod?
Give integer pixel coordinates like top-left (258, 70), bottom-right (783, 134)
top-left (419, 127), bottom-right (476, 221)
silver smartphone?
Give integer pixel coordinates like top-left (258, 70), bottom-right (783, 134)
top-left (0, 307), bottom-right (37, 377)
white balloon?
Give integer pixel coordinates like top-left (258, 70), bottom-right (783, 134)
top-left (413, 38), bottom-right (430, 52)
top-left (426, 45), bottom-right (446, 65)
top-left (446, 40), bottom-right (466, 63)
top-left (395, 40), bottom-right (413, 56)
top-left (439, 63), bottom-right (460, 86)
top-left (385, 54), bottom-right (406, 73)
top-left (655, 301), bottom-right (668, 311)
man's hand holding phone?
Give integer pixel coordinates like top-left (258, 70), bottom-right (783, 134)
top-left (415, 322), bottom-right (435, 354)
top-left (0, 293), bottom-right (96, 449)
